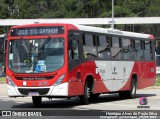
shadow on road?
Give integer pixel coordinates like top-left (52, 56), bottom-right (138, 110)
top-left (11, 93), bottom-right (156, 109)
top-left (12, 98), bottom-right (81, 109)
top-left (91, 93), bottom-right (156, 104)
top-left (136, 93), bottom-right (156, 98)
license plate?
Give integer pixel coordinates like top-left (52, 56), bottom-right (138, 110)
top-left (28, 92), bottom-right (39, 96)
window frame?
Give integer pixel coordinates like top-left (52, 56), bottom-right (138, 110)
top-left (70, 30), bottom-right (155, 62)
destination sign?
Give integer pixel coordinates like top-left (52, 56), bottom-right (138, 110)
top-left (10, 26), bottom-right (64, 36)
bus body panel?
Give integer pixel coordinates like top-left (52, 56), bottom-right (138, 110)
top-left (68, 60), bottom-right (156, 95)
top-left (68, 60), bottom-right (109, 96)
top-left (136, 61), bottom-right (156, 89)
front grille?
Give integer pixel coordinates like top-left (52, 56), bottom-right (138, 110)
top-left (18, 88), bottom-right (50, 95)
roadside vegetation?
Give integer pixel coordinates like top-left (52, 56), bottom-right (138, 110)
top-left (0, 77), bottom-right (6, 83)
top-left (156, 75), bottom-right (160, 86)
top-left (1, 0), bottom-right (160, 34)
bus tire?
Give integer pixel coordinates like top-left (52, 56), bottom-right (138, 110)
top-left (119, 91), bottom-right (127, 99)
top-left (119, 78), bottom-right (137, 99)
top-left (80, 81), bottom-right (91, 105)
top-left (32, 96), bottom-right (42, 107)
top-left (90, 93), bottom-right (100, 101)
top-left (129, 78), bottom-right (137, 99)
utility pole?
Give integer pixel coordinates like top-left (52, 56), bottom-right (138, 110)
top-left (112, 0), bottom-right (114, 29)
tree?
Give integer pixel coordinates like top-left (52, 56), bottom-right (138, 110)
top-left (0, 0), bottom-right (160, 35)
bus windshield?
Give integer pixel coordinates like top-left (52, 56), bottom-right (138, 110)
top-left (8, 38), bottom-right (64, 73)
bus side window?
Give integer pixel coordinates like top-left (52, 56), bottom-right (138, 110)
top-left (144, 41), bottom-right (154, 61)
top-left (135, 40), bottom-right (144, 60)
top-left (111, 36), bottom-right (122, 59)
top-left (151, 41), bottom-right (155, 60)
top-left (72, 40), bottom-right (79, 59)
top-left (122, 38), bottom-right (135, 60)
top-left (83, 34), bottom-right (97, 58)
top-left (98, 36), bottom-right (111, 60)
top-left (68, 36), bottom-right (79, 61)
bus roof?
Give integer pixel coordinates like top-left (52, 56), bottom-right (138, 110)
top-left (75, 24), bottom-right (154, 40)
top-left (10, 23), bottom-right (154, 40)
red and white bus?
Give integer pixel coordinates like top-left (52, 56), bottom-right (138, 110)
top-left (6, 23), bottom-right (156, 106)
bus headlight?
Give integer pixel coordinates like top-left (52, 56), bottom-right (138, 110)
top-left (7, 76), bottom-right (16, 87)
top-left (53, 74), bottom-right (65, 86)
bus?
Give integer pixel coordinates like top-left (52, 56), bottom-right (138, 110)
top-left (156, 41), bottom-right (160, 74)
top-left (5, 23), bottom-right (156, 106)
top-left (0, 34), bottom-right (6, 77)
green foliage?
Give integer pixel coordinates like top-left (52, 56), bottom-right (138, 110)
top-left (156, 75), bottom-right (160, 86)
top-left (0, 77), bottom-right (5, 83)
top-left (0, 0), bottom-right (160, 34)
top-left (0, 0), bottom-right (160, 19)
top-left (0, 0), bottom-right (159, 19)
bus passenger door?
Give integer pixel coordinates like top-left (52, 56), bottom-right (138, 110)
top-left (68, 31), bottom-right (84, 95)
top-left (111, 47), bottom-right (132, 92)
top-left (110, 37), bottom-right (134, 92)
top-left (111, 61), bottom-right (127, 91)
top-left (110, 41), bottom-right (126, 92)
top-left (112, 61), bottom-right (134, 91)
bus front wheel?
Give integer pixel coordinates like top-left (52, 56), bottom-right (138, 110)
top-left (90, 93), bottom-right (100, 101)
top-left (80, 81), bottom-right (91, 105)
top-left (32, 96), bottom-right (42, 107)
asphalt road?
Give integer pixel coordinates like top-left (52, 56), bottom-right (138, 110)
top-left (0, 83), bottom-right (160, 119)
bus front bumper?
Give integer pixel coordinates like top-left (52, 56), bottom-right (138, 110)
top-left (7, 82), bottom-right (69, 97)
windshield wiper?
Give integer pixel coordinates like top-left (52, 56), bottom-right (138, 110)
top-left (38, 36), bottom-right (51, 51)
top-left (37, 37), bottom-right (51, 59)
top-left (22, 41), bottom-right (29, 54)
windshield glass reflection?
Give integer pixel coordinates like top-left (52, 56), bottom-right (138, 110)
top-left (9, 38), bottom-right (64, 73)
